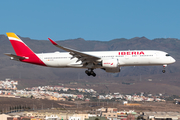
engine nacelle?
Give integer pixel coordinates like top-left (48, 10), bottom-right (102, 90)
top-left (102, 59), bottom-right (120, 73)
top-left (102, 59), bottom-right (119, 68)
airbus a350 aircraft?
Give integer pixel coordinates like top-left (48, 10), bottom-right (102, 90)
top-left (5, 33), bottom-right (176, 77)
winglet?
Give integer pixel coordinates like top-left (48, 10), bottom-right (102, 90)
top-left (48, 38), bottom-right (58, 45)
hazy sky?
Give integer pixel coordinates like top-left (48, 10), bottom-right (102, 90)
top-left (1, 1), bottom-right (180, 41)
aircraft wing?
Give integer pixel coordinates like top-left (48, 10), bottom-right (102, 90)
top-left (48, 38), bottom-right (101, 65)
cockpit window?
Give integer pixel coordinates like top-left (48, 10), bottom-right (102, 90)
top-left (166, 54), bottom-right (170, 56)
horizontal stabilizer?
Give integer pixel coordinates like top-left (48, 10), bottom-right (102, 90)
top-left (4, 53), bottom-right (25, 61)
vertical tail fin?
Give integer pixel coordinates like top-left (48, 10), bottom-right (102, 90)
top-left (6, 33), bottom-right (46, 66)
top-left (6, 33), bottom-right (35, 56)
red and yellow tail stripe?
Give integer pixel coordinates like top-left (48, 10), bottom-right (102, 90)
top-left (6, 33), bottom-right (23, 42)
top-left (6, 32), bottom-right (46, 66)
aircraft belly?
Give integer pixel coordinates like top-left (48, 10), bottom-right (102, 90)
top-left (43, 58), bottom-right (83, 68)
top-left (42, 59), bottom-right (68, 67)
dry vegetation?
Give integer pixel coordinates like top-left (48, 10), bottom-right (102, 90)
top-left (0, 97), bottom-right (179, 113)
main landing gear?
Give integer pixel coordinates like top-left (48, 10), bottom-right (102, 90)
top-left (162, 64), bottom-right (167, 73)
top-left (85, 69), bottom-right (96, 77)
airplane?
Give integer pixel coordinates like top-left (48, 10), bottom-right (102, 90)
top-left (5, 33), bottom-right (176, 77)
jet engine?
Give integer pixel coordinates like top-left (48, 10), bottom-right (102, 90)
top-left (102, 59), bottom-right (120, 73)
top-left (102, 59), bottom-right (119, 68)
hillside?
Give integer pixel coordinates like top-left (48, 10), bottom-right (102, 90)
top-left (0, 34), bottom-right (180, 95)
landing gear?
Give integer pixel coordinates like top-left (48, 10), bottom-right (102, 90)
top-left (162, 70), bottom-right (166, 73)
top-left (162, 64), bottom-right (167, 73)
top-left (85, 69), bottom-right (96, 77)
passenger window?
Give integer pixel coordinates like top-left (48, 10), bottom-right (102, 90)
top-left (166, 54), bottom-right (170, 56)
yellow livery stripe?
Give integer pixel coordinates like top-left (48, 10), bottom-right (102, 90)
top-left (6, 33), bottom-right (20, 40)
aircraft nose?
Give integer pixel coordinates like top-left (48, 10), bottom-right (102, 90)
top-left (171, 57), bottom-right (176, 63)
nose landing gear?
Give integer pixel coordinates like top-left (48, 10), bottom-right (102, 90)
top-left (162, 64), bottom-right (167, 73)
top-left (85, 69), bottom-right (96, 77)
top-left (162, 70), bottom-right (165, 73)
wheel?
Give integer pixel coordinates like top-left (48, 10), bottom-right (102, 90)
top-left (85, 70), bottom-right (89, 74)
top-left (90, 71), bottom-right (96, 77)
top-left (85, 69), bottom-right (96, 77)
top-left (162, 70), bottom-right (166, 73)
top-left (85, 70), bottom-right (91, 76)
top-left (90, 71), bottom-right (94, 75)
top-left (92, 73), bottom-right (96, 77)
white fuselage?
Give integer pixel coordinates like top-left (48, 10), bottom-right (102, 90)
top-left (36, 50), bottom-right (175, 68)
